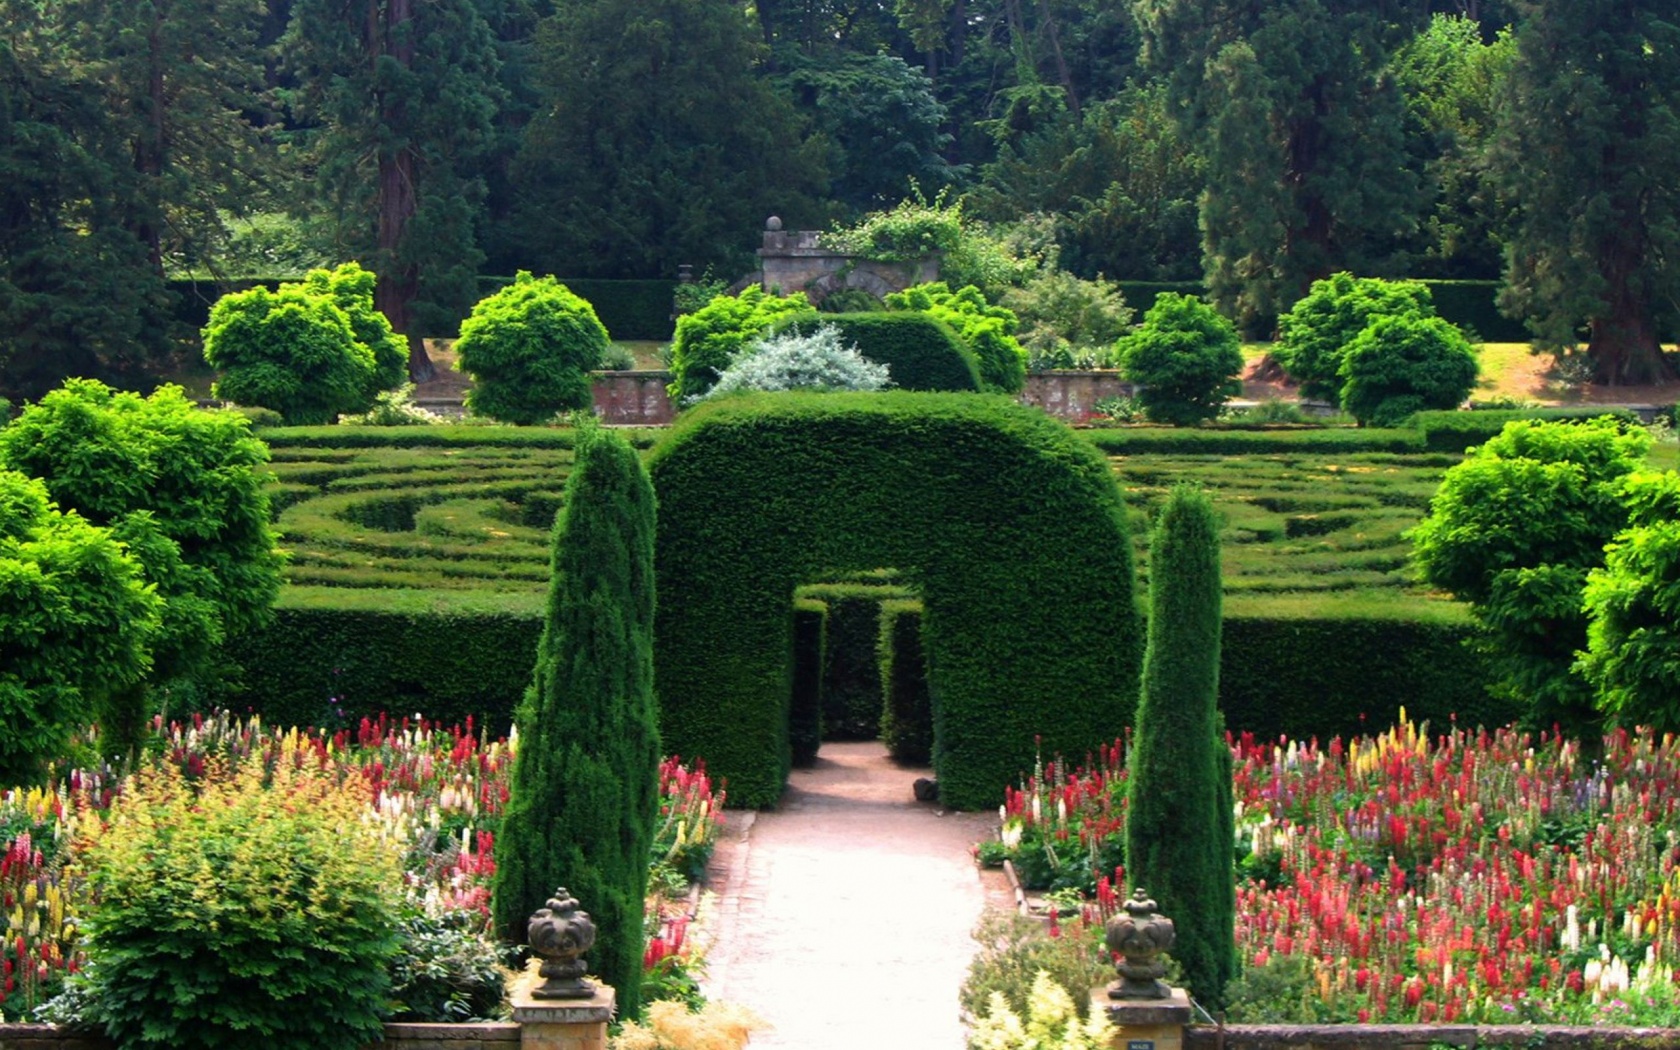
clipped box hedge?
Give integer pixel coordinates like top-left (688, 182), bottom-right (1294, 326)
top-left (790, 599), bottom-right (827, 767)
top-left (780, 312), bottom-right (981, 391)
top-left (647, 392), bottom-right (1144, 809)
top-left (1406, 407), bottom-right (1641, 453)
top-left (225, 587), bottom-right (544, 732)
top-left (1083, 428), bottom-right (1426, 455)
top-left (878, 599), bottom-right (932, 765)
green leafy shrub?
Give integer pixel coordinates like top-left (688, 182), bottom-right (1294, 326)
top-left (668, 286), bottom-right (816, 402)
top-left (387, 908), bottom-right (509, 1022)
top-left (454, 272), bottom-right (610, 425)
top-left (1115, 293), bottom-right (1243, 425)
top-left (1275, 274), bottom-right (1436, 402)
top-left (201, 277), bottom-right (378, 424)
top-left (0, 470), bottom-right (159, 784)
top-left (960, 910), bottom-right (1110, 1021)
top-left (1580, 470), bottom-right (1680, 730)
top-left (78, 759), bottom-right (403, 1050)
top-left (1337, 314), bottom-right (1479, 426)
top-left (824, 191), bottom-right (1039, 299)
top-left (885, 282), bottom-right (1027, 393)
top-left (1002, 269), bottom-right (1133, 371)
top-left (1406, 406), bottom-right (1638, 452)
top-left (818, 288), bottom-right (882, 313)
top-left (0, 379), bottom-right (282, 747)
top-left (703, 325), bottom-right (891, 398)
top-left (780, 312), bottom-right (981, 391)
top-left (1410, 417), bottom-right (1652, 738)
top-left (302, 262), bottom-right (409, 396)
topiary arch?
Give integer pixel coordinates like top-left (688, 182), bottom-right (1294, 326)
top-left (647, 391), bottom-right (1143, 809)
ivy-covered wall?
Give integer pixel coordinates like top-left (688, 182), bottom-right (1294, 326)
top-left (646, 392), bottom-right (1144, 809)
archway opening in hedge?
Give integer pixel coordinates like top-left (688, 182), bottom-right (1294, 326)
top-left (648, 392), bottom-right (1143, 810)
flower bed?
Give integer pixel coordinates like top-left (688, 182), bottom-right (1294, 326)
top-left (982, 714), bottom-right (1680, 1024)
top-left (0, 712), bottom-right (723, 1022)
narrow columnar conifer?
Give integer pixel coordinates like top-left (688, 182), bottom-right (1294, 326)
top-left (491, 423), bottom-right (660, 1018)
top-left (1125, 485), bottom-right (1236, 1007)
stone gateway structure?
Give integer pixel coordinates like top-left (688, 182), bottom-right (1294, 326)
top-left (742, 217), bottom-right (939, 306)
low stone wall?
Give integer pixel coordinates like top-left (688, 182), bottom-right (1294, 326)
top-left (1181, 1024), bottom-right (1677, 1050)
top-left (591, 370), bottom-right (677, 425)
top-left (587, 369), bottom-right (1136, 426)
top-left (0, 1022), bottom-right (520, 1050)
top-left (1020, 370), bottom-right (1131, 423)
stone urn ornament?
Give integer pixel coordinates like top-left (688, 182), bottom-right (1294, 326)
top-left (527, 887), bottom-right (598, 999)
top-left (1105, 888), bottom-right (1176, 1000)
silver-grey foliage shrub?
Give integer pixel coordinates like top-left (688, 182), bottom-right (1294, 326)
top-left (701, 324), bottom-right (891, 400)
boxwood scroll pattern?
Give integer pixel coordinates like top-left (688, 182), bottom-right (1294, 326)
top-left (647, 392), bottom-right (1143, 809)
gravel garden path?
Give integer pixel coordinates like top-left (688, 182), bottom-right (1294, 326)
top-left (698, 741), bottom-right (1010, 1049)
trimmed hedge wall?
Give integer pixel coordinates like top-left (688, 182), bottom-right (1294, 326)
top-left (224, 587), bottom-right (542, 733)
top-left (262, 425), bottom-right (660, 451)
top-left (1407, 407), bottom-right (1641, 453)
top-left (790, 600), bottom-right (827, 767)
top-left (226, 593), bottom-right (1507, 772)
top-left (781, 312), bottom-right (981, 391)
top-left (798, 581), bottom-right (914, 742)
top-left (647, 392), bottom-right (1144, 809)
top-left (879, 599), bottom-right (932, 765)
top-left (1083, 427), bottom-right (1425, 455)
top-left (1220, 604), bottom-right (1516, 740)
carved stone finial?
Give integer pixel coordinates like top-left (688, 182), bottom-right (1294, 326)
top-left (765, 216), bottom-right (783, 231)
top-left (1105, 888), bottom-right (1176, 1000)
top-left (527, 887), bottom-right (598, 1000)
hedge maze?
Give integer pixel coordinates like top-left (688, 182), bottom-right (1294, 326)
top-left (239, 410), bottom-right (1660, 798)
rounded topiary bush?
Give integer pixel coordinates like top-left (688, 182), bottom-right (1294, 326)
top-left (202, 283), bottom-right (376, 425)
top-left (1337, 313), bottom-right (1478, 427)
top-left (454, 272), bottom-right (611, 424)
top-left (78, 759), bottom-right (402, 1050)
top-left (1115, 292), bottom-right (1244, 426)
top-left (1275, 273), bottom-right (1435, 402)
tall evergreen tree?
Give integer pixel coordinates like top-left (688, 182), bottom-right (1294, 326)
top-left (61, 0), bottom-right (274, 276)
top-left (283, 0), bottom-right (504, 381)
top-left (1489, 0), bottom-right (1680, 385)
top-left (503, 0), bottom-right (828, 279)
top-left (1130, 0), bottom-right (1424, 328)
top-left (0, 14), bottom-right (174, 400)
top-left (491, 424), bottom-right (661, 1019)
top-left (1125, 486), bottom-right (1235, 1007)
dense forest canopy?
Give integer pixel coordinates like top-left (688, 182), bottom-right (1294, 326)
top-left (0, 0), bottom-right (1675, 399)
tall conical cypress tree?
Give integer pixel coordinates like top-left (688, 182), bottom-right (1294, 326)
top-left (491, 423), bottom-right (660, 1018)
top-left (1125, 485), bottom-right (1236, 1007)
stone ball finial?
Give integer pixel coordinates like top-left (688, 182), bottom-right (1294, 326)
top-left (765, 216), bottom-right (783, 231)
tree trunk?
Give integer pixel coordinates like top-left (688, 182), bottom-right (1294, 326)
top-left (1037, 0), bottom-right (1077, 118)
top-left (1586, 277), bottom-right (1673, 386)
top-left (131, 8), bottom-right (168, 275)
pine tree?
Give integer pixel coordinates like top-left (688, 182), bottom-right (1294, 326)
top-left (1125, 486), bottom-right (1235, 1007)
top-left (490, 424), bottom-right (661, 1018)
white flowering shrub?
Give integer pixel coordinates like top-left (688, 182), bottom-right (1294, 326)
top-left (700, 324), bottom-right (891, 400)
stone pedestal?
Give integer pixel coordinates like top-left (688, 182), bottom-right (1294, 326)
top-left (1096, 986), bottom-right (1190, 1050)
top-left (511, 984), bottom-right (615, 1050)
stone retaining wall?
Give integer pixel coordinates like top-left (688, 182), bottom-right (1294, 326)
top-left (1181, 1024), bottom-right (1677, 1050)
top-left (587, 369), bottom-right (1134, 426)
top-left (0, 1022), bottom-right (520, 1050)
